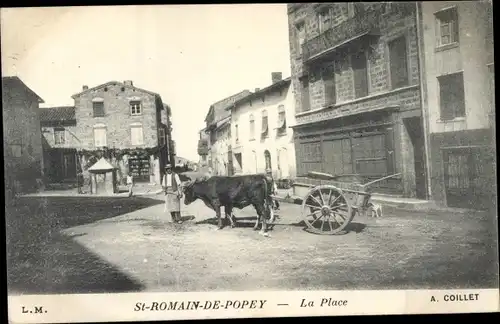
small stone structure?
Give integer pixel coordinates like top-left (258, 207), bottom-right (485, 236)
top-left (88, 157), bottom-right (118, 195)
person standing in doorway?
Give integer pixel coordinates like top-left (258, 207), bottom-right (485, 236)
top-left (266, 168), bottom-right (280, 210)
top-left (126, 172), bottom-right (134, 197)
top-left (162, 164), bottom-right (183, 223)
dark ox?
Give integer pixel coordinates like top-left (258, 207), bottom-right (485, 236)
top-left (182, 174), bottom-right (275, 236)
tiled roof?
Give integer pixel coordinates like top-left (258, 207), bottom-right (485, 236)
top-left (2, 76), bottom-right (44, 103)
top-left (71, 81), bottom-right (160, 99)
top-left (39, 106), bottom-right (76, 122)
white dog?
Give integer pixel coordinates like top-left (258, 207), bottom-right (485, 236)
top-left (368, 202), bottom-right (383, 218)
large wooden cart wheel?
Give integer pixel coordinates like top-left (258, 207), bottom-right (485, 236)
top-left (301, 185), bottom-right (355, 235)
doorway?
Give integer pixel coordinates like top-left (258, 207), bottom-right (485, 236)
top-left (404, 117), bottom-right (427, 199)
top-left (264, 150), bottom-right (272, 172)
top-left (63, 152), bottom-right (77, 179)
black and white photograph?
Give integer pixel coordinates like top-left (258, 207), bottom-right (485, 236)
top-left (3, 2), bottom-right (499, 323)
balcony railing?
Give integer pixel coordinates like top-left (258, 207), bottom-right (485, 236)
top-left (302, 9), bottom-right (380, 62)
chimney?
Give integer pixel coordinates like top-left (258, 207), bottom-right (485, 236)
top-left (124, 80), bottom-right (133, 86)
top-left (271, 72), bottom-right (282, 84)
top-left (255, 88), bottom-right (260, 92)
top-left (82, 85), bottom-right (88, 91)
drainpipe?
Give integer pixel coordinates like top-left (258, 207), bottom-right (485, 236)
top-left (415, 2), bottom-right (433, 200)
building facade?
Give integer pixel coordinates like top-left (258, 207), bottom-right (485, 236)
top-left (40, 106), bottom-right (78, 183)
top-left (228, 72), bottom-right (297, 179)
top-left (203, 90), bottom-right (251, 175)
top-left (69, 80), bottom-right (172, 185)
top-left (2, 76), bottom-right (45, 198)
top-left (287, 2), bottom-right (426, 198)
top-left (419, 1), bottom-right (495, 209)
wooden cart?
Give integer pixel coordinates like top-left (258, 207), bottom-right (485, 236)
top-left (296, 171), bottom-right (401, 235)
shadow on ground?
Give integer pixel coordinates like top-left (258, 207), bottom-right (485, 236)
top-left (6, 196), bottom-right (160, 294)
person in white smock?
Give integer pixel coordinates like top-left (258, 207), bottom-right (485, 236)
top-left (162, 164), bottom-right (183, 223)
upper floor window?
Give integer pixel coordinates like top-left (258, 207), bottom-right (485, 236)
top-left (235, 124), bottom-right (239, 143)
top-left (295, 21), bottom-right (306, 56)
top-left (130, 123), bottom-right (144, 146)
top-left (130, 100), bottom-right (142, 116)
top-left (249, 114), bottom-right (255, 140)
top-left (300, 76), bottom-right (311, 112)
top-left (93, 124), bottom-right (107, 147)
top-left (158, 127), bottom-right (166, 146)
top-left (54, 127), bottom-right (65, 144)
top-left (435, 7), bottom-right (459, 47)
top-left (351, 51), bottom-right (369, 99)
top-left (388, 36), bottom-right (409, 89)
top-left (347, 2), bottom-right (364, 18)
top-left (317, 7), bottom-right (332, 33)
top-left (277, 105), bottom-right (287, 135)
top-left (438, 72), bottom-right (465, 121)
top-left (261, 110), bottom-right (269, 138)
top-left (322, 63), bottom-right (336, 106)
top-left (92, 98), bottom-right (105, 117)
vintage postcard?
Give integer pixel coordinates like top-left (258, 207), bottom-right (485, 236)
top-left (3, 2), bottom-right (499, 323)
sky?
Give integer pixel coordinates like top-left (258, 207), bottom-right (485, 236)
top-left (1, 5), bottom-right (291, 162)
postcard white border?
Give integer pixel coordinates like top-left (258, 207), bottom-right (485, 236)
top-left (8, 289), bottom-right (500, 323)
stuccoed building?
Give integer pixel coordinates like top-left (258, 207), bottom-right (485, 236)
top-left (287, 2), bottom-right (427, 199)
top-left (203, 90), bottom-right (252, 175)
top-left (227, 72), bottom-right (297, 180)
top-left (419, 1), bottom-right (495, 209)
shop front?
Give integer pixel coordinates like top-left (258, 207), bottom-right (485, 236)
top-left (292, 105), bottom-right (426, 199)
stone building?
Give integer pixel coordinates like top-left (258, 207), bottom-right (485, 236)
top-left (70, 80), bottom-right (172, 185)
top-left (228, 72), bottom-right (297, 179)
top-left (419, 1), bottom-right (494, 209)
top-left (203, 90), bottom-right (251, 175)
top-left (287, 2), bottom-right (426, 198)
top-left (40, 106), bottom-right (78, 183)
top-left (2, 76), bottom-right (45, 199)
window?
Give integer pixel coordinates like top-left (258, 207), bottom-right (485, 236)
top-left (295, 22), bottom-right (306, 56)
top-left (318, 8), bottom-right (331, 33)
top-left (249, 114), bottom-right (255, 140)
top-left (277, 105), bottom-right (287, 135)
top-left (54, 127), bottom-right (65, 144)
top-left (435, 7), bottom-right (459, 47)
top-left (130, 124), bottom-right (144, 146)
top-left (235, 124), bottom-right (239, 142)
top-left (261, 110), bottom-right (269, 138)
top-left (158, 128), bottom-right (166, 146)
top-left (388, 36), bottom-right (409, 89)
top-left (438, 72), bottom-right (466, 121)
top-left (93, 101), bottom-right (105, 117)
top-left (300, 77), bottom-right (311, 112)
top-left (130, 100), bottom-right (142, 116)
top-left (93, 125), bottom-right (107, 147)
top-left (322, 64), bottom-right (336, 105)
top-left (10, 144), bottom-right (22, 157)
top-left (351, 51), bottom-right (369, 98)
top-left (347, 2), bottom-right (364, 18)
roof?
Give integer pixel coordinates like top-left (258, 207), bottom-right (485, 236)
top-left (2, 76), bottom-right (44, 103)
top-left (71, 80), bottom-right (161, 102)
top-left (204, 90), bottom-right (252, 123)
top-left (39, 106), bottom-right (75, 123)
top-left (227, 77), bottom-right (291, 111)
top-left (88, 157), bottom-right (116, 172)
